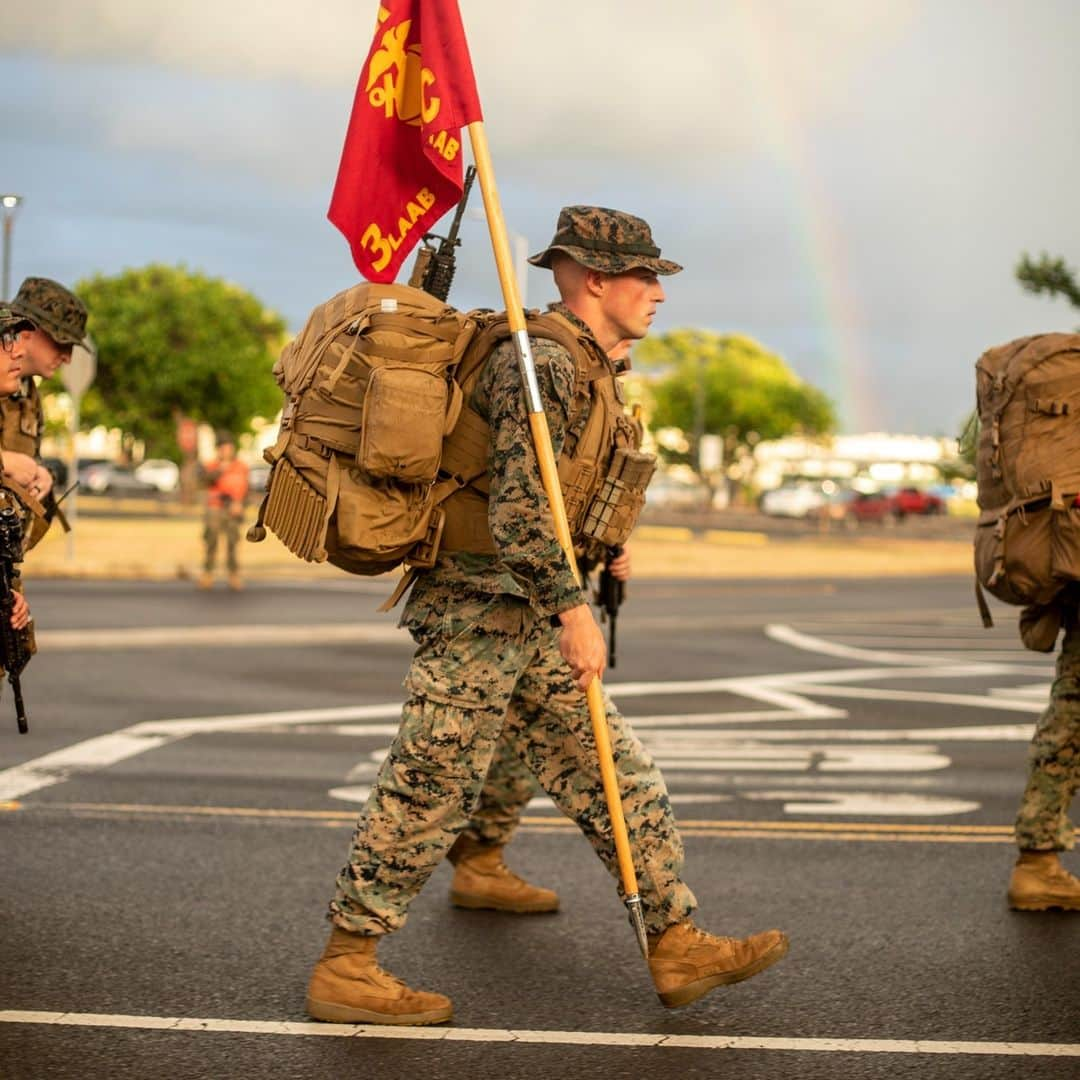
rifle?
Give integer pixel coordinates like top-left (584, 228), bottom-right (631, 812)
top-left (595, 545), bottom-right (625, 669)
top-left (408, 165), bottom-right (477, 302)
top-left (0, 504), bottom-right (31, 733)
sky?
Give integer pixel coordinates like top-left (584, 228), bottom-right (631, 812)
top-left (4, 0), bottom-right (1078, 435)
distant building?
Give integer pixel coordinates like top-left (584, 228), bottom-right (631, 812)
top-left (753, 433), bottom-right (961, 492)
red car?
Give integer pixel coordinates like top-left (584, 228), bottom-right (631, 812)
top-left (892, 487), bottom-right (945, 517)
top-left (843, 487), bottom-right (945, 523)
top-left (845, 491), bottom-right (895, 523)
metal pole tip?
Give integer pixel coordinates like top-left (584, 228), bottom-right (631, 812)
top-left (625, 895), bottom-right (649, 960)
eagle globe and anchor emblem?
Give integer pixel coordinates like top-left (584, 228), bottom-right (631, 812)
top-left (365, 6), bottom-right (443, 128)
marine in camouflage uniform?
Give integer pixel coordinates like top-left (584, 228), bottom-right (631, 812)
top-left (307, 207), bottom-right (788, 1026)
top-left (0, 307), bottom-right (40, 646)
top-left (1009, 595), bottom-right (1080, 910)
top-left (4, 277), bottom-right (88, 544)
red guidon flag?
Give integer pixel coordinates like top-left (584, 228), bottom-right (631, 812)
top-left (329, 0), bottom-right (483, 282)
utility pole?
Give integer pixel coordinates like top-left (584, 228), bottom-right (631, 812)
top-left (60, 336), bottom-right (97, 563)
top-left (1, 195), bottom-right (23, 300)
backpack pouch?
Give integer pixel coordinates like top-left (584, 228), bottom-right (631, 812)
top-left (332, 460), bottom-right (434, 566)
top-left (1050, 505), bottom-right (1080, 585)
top-left (975, 507), bottom-right (1058, 606)
top-left (359, 366), bottom-right (448, 484)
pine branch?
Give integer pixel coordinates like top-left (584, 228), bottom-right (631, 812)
top-left (1016, 252), bottom-right (1080, 310)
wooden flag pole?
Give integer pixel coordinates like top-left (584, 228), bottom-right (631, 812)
top-left (466, 120), bottom-right (650, 960)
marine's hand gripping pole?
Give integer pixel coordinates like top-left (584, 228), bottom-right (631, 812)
top-left (467, 122), bottom-right (650, 962)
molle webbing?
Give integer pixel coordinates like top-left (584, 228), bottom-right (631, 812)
top-left (0, 389), bottom-right (41, 458)
top-left (438, 311), bottom-right (638, 557)
top-left (582, 447), bottom-right (658, 547)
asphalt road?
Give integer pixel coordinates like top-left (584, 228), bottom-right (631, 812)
top-left (1, 574), bottom-right (1078, 1080)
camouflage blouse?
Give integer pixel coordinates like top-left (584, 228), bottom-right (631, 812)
top-left (408, 302), bottom-right (591, 619)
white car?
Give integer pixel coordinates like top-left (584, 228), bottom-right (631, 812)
top-left (759, 483), bottom-right (828, 519)
top-left (134, 459), bottom-right (180, 493)
top-left (646, 473), bottom-right (710, 510)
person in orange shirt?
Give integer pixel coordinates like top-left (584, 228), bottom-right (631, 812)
top-left (199, 431), bottom-right (250, 591)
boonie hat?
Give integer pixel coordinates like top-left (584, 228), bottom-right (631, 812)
top-left (9, 277), bottom-right (87, 346)
top-left (528, 206), bottom-right (682, 276)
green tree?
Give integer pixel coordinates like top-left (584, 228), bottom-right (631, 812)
top-left (1016, 252), bottom-right (1080, 312)
top-left (71, 264), bottom-right (287, 458)
top-left (637, 329), bottom-right (836, 468)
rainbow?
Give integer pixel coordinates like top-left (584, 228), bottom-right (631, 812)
top-left (735, 2), bottom-right (878, 431)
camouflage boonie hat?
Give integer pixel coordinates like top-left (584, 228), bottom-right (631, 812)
top-left (0, 305), bottom-right (34, 337)
top-left (8, 277), bottom-right (87, 346)
top-left (528, 206), bottom-right (682, 276)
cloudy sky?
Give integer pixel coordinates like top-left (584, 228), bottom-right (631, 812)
top-left (4, 0), bottom-right (1078, 434)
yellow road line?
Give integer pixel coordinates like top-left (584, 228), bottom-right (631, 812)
top-left (704, 529), bottom-right (769, 547)
top-left (7, 801), bottom-right (1015, 843)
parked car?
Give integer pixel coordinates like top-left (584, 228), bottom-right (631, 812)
top-left (77, 461), bottom-right (157, 496)
top-left (892, 486), bottom-right (945, 517)
top-left (645, 473), bottom-right (710, 510)
top-left (759, 483), bottom-right (827, 519)
top-left (843, 490), bottom-right (896, 524)
top-left (134, 458), bottom-right (181, 493)
top-left (759, 481), bottom-right (847, 520)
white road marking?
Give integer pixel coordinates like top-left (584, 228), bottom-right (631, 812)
top-left (765, 624), bottom-right (958, 665)
top-left (741, 791), bottom-right (982, 816)
top-left (0, 623), bottom-right (1047, 807)
top-left (327, 786), bottom-right (737, 808)
top-left (36, 623), bottom-right (408, 651)
top-left (989, 683), bottom-right (1051, 699)
top-left (805, 685), bottom-right (1044, 714)
top-left (0, 704), bottom-right (401, 801)
top-left (0, 730), bottom-right (173, 802)
top-left (327, 785), bottom-right (980, 818)
top-left (1, 1011), bottom-right (1075, 1057)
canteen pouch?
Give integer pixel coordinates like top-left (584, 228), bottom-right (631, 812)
top-left (581, 447), bottom-right (657, 548)
top-left (359, 366), bottom-right (452, 484)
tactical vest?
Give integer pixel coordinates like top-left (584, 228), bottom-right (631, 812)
top-left (437, 310), bottom-right (655, 564)
top-left (0, 380), bottom-right (42, 458)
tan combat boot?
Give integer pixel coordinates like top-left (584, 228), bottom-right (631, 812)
top-left (306, 927), bottom-right (453, 1025)
top-left (197, 572), bottom-right (214, 590)
top-left (448, 839), bottom-right (559, 914)
top-left (647, 921), bottom-right (789, 1008)
top-left (1008, 851), bottom-right (1080, 911)
top-left (227, 573), bottom-right (244, 592)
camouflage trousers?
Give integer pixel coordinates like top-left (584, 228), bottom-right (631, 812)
top-left (454, 727), bottom-right (540, 850)
top-left (329, 590), bottom-right (697, 935)
top-left (203, 506), bottom-right (240, 573)
top-left (1015, 621), bottom-right (1080, 850)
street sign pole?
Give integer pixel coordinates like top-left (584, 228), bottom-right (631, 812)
top-left (60, 336), bottom-right (97, 563)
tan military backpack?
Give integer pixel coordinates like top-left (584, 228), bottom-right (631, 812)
top-left (248, 283), bottom-right (482, 575)
top-left (249, 281), bottom-right (655, 586)
top-left (973, 333), bottom-right (1080, 634)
